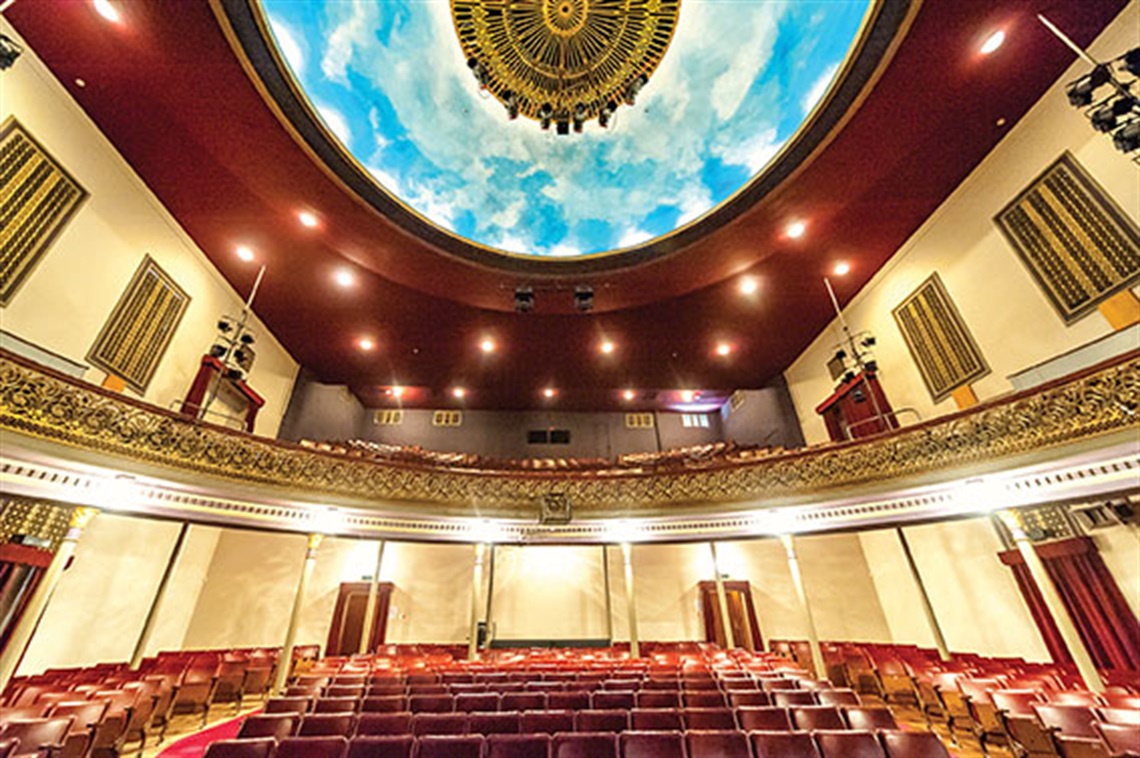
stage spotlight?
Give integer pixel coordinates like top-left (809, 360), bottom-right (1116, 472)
top-left (503, 90), bottom-right (519, 120)
top-left (1066, 65), bottom-right (1110, 107)
top-left (1122, 48), bottom-right (1140, 77)
top-left (574, 285), bottom-right (594, 312)
top-left (1112, 120), bottom-right (1140, 153)
top-left (1090, 97), bottom-right (1134, 132)
top-left (514, 286), bottom-right (535, 313)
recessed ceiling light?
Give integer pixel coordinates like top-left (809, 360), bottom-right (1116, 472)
top-left (298, 211), bottom-right (319, 228)
top-left (680, 390), bottom-right (695, 403)
top-left (599, 340), bottom-right (616, 355)
top-left (93, 0), bottom-right (121, 23)
top-left (452, 387), bottom-right (467, 399)
top-left (479, 338), bottom-right (496, 354)
top-left (715, 342), bottom-right (732, 357)
top-left (833, 261), bottom-right (851, 276)
top-left (75, 79), bottom-right (87, 89)
top-left (543, 387), bottom-right (556, 399)
top-left (980, 29), bottom-right (1006, 55)
top-left (235, 245), bottom-right (255, 262)
top-left (390, 385), bottom-right (404, 398)
top-left (738, 276), bottom-right (759, 296)
top-left (622, 389), bottom-right (636, 401)
top-left (785, 220), bottom-right (807, 239)
top-left (357, 337), bottom-right (376, 351)
top-left (333, 268), bottom-right (355, 288)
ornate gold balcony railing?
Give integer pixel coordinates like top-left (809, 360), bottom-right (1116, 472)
top-left (0, 350), bottom-right (1137, 516)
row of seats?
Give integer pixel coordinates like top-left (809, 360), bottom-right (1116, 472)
top-left (205, 728), bottom-right (952, 758)
top-left (267, 688), bottom-right (854, 715)
top-left (238, 706), bottom-right (900, 739)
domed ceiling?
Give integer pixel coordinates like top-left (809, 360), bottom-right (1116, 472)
top-left (259, 0), bottom-right (870, 259)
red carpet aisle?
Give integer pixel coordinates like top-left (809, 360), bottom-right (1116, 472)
top-left (155, 714), bottom-right (245, 758)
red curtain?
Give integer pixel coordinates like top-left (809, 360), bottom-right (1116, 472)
top-left (0, 544), bottom-right (53, 655)
top-left (1000, 537), bottom-right (1140, 670)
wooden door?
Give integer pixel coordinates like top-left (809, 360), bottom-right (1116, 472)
top-left (326, 582), bottom-right (393, 657)
top-left (699, 580), bottom-right (764, 651)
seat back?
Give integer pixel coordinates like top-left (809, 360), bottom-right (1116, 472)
top-left (1093, 721), bottom-right (1140, 756)
top-left (843, 706), bottom-right (898, 730)
top-left (501, 693), bottom-right (547, 711)
top-left (576, 709), bottom-right (629, 733)
top-left (630, 708), bottom-right (682, 731)
top-left (315, 697), bottom-right (361, 714)
top-left (202, 738), bottom-right (276, 758)
top-left (750, 731), bottom-right (822, 758)
top-left (1099, 707), bottom-right (1140, 726)
top-left (0, 738), bottom-right (17, 758)
top-left (636, 691), bottom-right (680, 708)
top-left (363, 696), bottom-right (408, 713)
top-left (772, 691), bottom-right (816, 707)
top-left (552, 732), bottom-right (618, 758)
top-left (409, 695), bottom-right (454, 713)
top-left (266, 696), bottom-right (312, 714)
top-left (686, 729), bottom-right (751, 758)
top-left (467, 711), bottom-right (520, 735)
top-left (345, 735), bottom-right (414, 758)
top-left (275, 735), bottom-right (350, 758)
top-left (412, 713), bottom-right (467, 736)
top-left (815, 690), bottom-right (859, 707)
top-left (684, 691), bottom-right (727, 708)
top-left (414, 735), bottom-right (485, 758)
top-left (1033, 704), bottom-right (1099, 738)
top-left (879, 730), bottom-right (952, 758)
top-left (0, 717), bottom-right (74, 754)
top-left (520, 710), bottom-right (574, 734)
top-left (237, 713), bottom-right (299, 740)
top-left (356, 712), bottom-right (413, 736)
top-left (728, 691), bottom-right (770, 707)
top-left (620, 730), bottom-right (685, 758)
top-left (299, 712), bottom-right (356, 736)
top-left (990, 689), bottom-right (1043, 716)
top-left (48, 699), bottom-right (108, 733)
top-left (683, 708), bottom-right (736, 730)
top-left (813, 730), bottom-right (886, 758)
top-left (486, 733), bottom-right (549, 758)
top-left (791, 706), bottom-right (845, 731)
top-left (454, 693), bottom-right (499, 713)
top-left (1048, 691), bottom-right (1101, 707)
top-left (737, 706), bottom-right (793, 731)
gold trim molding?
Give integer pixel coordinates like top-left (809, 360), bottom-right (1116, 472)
top-left (0, 350), bottom-right (1137, 516)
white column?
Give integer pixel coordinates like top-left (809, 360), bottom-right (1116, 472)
top-left (621, 542), bottom-right (640, 659)
top-left (468, 543), bottom-right (486, 661)
top-left (710, 542), bottom-right (736, 649)
top-left (895, 527), bottom-right (951, 662)
top-left (999, 510), bottom-right (1106, 693)
top-left (358, 540), bottom-right (386, 656)
top-left (273, 533), bottom-right (323, 694)
top-left (781, 534), bottom-right (826, 679)
top-left (130, 523), bottom-right (190, 669)
top-left (602, 545), bottom-right (614, 641)
top-left (0, 507), bottom-right (99, 694)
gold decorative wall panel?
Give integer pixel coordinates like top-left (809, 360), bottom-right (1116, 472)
top-left (892, 273), bottom-right (988, 402)
top-left (0, 349), bottom-right (1136, 517)
top-left (87, 256), bottom-right (190, 393)
top-left (995, 152), bottom-right (1140, 323)
top-left (0, 119), bottom-right (89, 306)
top-left (0, 498), bottom-right (72, 551)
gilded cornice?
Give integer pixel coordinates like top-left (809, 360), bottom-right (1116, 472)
top-left (0, 351), bottom-right (1137, 517)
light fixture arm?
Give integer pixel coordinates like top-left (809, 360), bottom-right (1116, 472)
top-left (824, 276), bottom-right (887, 438)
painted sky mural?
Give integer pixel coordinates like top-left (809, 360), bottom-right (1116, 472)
top-left (261, 0), bottom-right (870, 258)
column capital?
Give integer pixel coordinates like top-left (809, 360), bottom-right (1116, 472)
top-left (306, 533), bottom-right (324, 555)
top-left (65, 507), bottom-right (99, 539)
top-left (779, 533), bottom-right (796, 557)
top-left (997, 509), bottom-right (1027, 540)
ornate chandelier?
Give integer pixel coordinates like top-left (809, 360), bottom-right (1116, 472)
top-left (451, 0), bottom-right (681, 133)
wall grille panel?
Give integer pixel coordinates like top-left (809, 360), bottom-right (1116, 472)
top-left (995, 152), bottom-right (1140, 323)
top-left (892, 273), bottom-right (988, 402)
top-left (0, 119), bottom-right (89, 306)
top-left (88, 256), bottom-right (189, 393)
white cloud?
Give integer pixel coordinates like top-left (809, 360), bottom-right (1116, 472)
top-left (490, 199), bottom-right (525, 229)
top-left (802, 63), bottom-right (840, 115)
top-left (618, 227), bottom-right (653, 248)
top-left (547, 244), bottom-right (580, 257)
top-left (267, 15), bottom-right (305, 74)
top-left (713, 127), bottom-right (784, 173)
top-left (315, 102), bottom-right (353, 148)
top-left (321, 0), bottom-right (377, 83)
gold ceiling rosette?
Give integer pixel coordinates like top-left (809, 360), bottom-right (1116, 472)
top-left (451, 0), bottom-right (681, 132)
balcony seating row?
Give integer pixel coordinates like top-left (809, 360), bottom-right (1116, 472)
top-left (203, 729), bottom-right (953, 758)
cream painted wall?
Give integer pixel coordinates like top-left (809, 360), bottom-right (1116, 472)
top-left (1092, 525), bottom-right (1140, 618)
top-left (144, 525), bottom-right (222, 656)
top-left (860, 518), bottom-right (1051, 661)
top-left (18, 514), bottom-right (213, 675)
top-left (379, 542), bottom-right (475, 645)
top-left (784, 5), bottom-right (1140, 445)
top-left (490, 546), bottom-right (609, 641)
top-left (0, 20), bottom-right (298, 437)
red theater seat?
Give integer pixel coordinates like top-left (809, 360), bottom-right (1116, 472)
top-left (813, 730), bottom-right (887, 758)
top-left (0, 717), bottom-right (74, 758)
top-left (683, 708), bottom-right (736, 730)
top-left (203, 738), bottom-right (277, 758)
top-left (237, 713), bottom-right (299, 740)
top-left (414, 735), bottom-right (484, 758)
top-left (737, 706), bottom-right (793, 732)
top-left (620, 730), bottom-right (685, 758)
top-left (593, 692), bottom-right (635, 710)
top-left (276, 736), bottom-right (350, 758)
top-left (637, 691), bottom-right (681, 708)
top-left (1049, 692), bottom-right (1102, 707)
top-left (1100, 708), bottom-right (1140, 727)
top-left (790, 706), bottom-right (845, 731)
top-left (686, 729), bottom-right (751, 758)
top-left (552, 732), bottom-right (618, 758)
top-left (685, 692), bottom-right (728, 708)
top-left (347, 735), bottom-right (416, 758)
top-left (300, 713), bottom-right (357, 737)
top-left (575, 710), bottom-right (629, 733)
top-left (467, 712), bottom-right (519, 735)
top-left (772, 692), bottom-right (816, 707)
top-left (880, 730), bottom-right (952, 758)
top-left (521, 711), bottom-right (575, 735)
top-left (0, 739), bottom-right (17, 758)
top-left (548, 692), bottom-right (590, 710)
top-left (814, 690), bottom-right (859, 707)
top-left (316, 697), bottom-right (362, 714)
top-left (728, 691), bottom-right (770, 708)
top-left (502, 694), bottom-right (547, 712)
top-left (750, 731), bottom-right (822, 758)
top-left (843, 707), bottom-right (899, 730)
top-left (485, 733), bottom-right (550, 758)
top-left (356, 713), bottom-right (414, 736)
top-left (266, 697), bottom-right (313, 714)
top-left (363, 697), bottom-right (408, 713)
top-left (1093, 721), bottom-right (1140, 758)
top-left (454, 694), bottom-right (499, 713)
top-left (412, 713), bottom-right (467, 736)
top-left (630, 709), bottom-right (682, 731)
